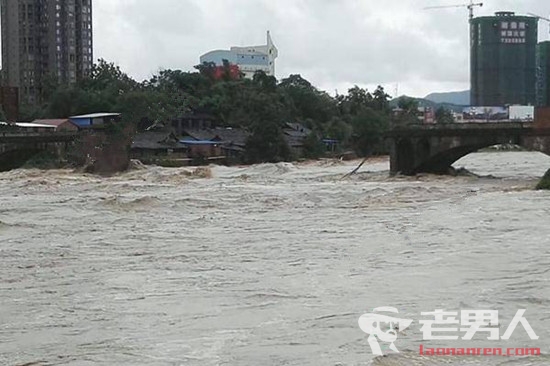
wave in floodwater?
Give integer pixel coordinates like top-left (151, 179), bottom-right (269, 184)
top-left (0, 152), bottom-right (550, 366)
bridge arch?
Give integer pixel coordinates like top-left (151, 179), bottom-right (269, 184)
top-left (388, 122), bottom-right (550, 175)
top-left (413, 140), bottom-right (550, 175)
top-left (414, 144), bottom-right (488, 174)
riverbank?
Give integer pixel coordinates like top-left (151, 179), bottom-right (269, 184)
top-left (536, 168), bottom-right (550, 190)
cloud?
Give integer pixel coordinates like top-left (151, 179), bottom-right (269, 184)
top-left (93, 0), bottom-right (550, 97)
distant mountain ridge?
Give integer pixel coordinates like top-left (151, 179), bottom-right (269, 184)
top-left (424, 90), bottom-right (470, 106)
top-left (389, 96), bottom-right (464, 113)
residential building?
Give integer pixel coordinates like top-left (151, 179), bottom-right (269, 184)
top-left (171, 113), bottom-right (215, 136)
top-left (200, 31), bottom-right (278, 79)
top-left (417, 107), bottom-right (435, 124)
top-left (470, 12), bottom-right (538, 106)
top-left (180, 127), bottom-right (249, 160)
top-left (31, 118), bottom-right (79, 131)
top-left (284, 122), bottom-right (311, 156)
top-left (0, 86), bottom-right (19, 120)
top-left (0, 121), bottom-right (56, 132)
top-left (131, 130), bottom-right (187, 159)
top-left (0, 0), bottom-right (93, 105)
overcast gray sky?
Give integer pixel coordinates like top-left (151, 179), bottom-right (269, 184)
top-left (94, 0), bottom-right (549, 98)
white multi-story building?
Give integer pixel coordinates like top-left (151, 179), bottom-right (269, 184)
top-left (200, 31), bottom-right (278, 79)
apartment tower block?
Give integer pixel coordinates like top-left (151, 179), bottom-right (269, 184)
top-left (1, 0), bottom-right (93, 105)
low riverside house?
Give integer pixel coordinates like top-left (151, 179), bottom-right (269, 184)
top-left (171, 113), bottom-right (216, 135)
top-left (179, 137), bottom-right (222, 159)
top-left (213, 127), bottom-right (249, 159)
top-left (0, 121), bottom-right (56, 133)
top-left (180, 127), bottom-right (249, 159)
top-left (31, 119), bottom-right (79, 132)
top-left (131, 130), bottom-right (187, 158)
top-left (283, 122), bottom-right (311, 156)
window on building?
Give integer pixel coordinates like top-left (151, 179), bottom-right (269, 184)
top-left (501, 22), bottom-right (509, 29)
top-left (519, 22), bottom-right (526, 29)
top-left (510, 22), bottom-right (517, 29)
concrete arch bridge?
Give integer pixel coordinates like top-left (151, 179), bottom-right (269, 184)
top-left (387, 122), bottom-right (550, 175)
top-left (0, 132), bottom-right (77, 171)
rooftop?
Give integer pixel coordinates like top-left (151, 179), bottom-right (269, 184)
top-left (70, 113), bottom-right (121, 119)
top-left (14, 122), bottom-right (57, 129)
top-left (32, 119), bottom-right (72, 127)
top-left (132, 131), bottom-right (184, 150)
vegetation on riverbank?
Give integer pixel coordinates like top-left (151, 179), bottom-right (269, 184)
top-left (21, 151), bottom-right (68, 170)
top-left (20, 60), bottom-right (403, 162)
top-left (536, 169), bottom-right (550, 190)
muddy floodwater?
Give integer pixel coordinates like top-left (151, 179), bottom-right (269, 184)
top-left (1, 152), bottom-right (550, 366)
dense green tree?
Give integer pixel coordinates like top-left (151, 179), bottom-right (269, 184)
top-left (435, 107), bottom-right (454, 124)
top-left (302, 132), bottom-right (326, 159)
top-left (279, 74), bottom-right (338, 125)
top-left (350, 107), bottom-right (389, 156)
top-left (28, 58), bottom-right (396, 161)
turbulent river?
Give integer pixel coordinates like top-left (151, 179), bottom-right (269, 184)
top-left (1, 151), bottom-right (550, 366)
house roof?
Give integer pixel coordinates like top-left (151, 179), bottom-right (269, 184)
top-left (15, 122), bottom-right (57, 129)
top-left (285, 122), bottom-right (311, 134)
top-left (183, 129), bottom-right (216, 141)
top-left (32, 119), bottom-right (72, 127)
top-left (182, 128), bottom-right (249, 147)
top-left (70, 112), bottom-right (121, 119)
top-left (211, 127), bottom-right (249, 146)
top-left (132, 131), bottom-right (185, 150)
top-left (180, 138), bottom-right (220, 146)
top-left (284, 129), bottom-right (309, 139)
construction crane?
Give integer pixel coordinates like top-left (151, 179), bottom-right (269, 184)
top-left (527, 12), bottom-right (550, 38)
top-left (424, 0), bottom-right (483, 21)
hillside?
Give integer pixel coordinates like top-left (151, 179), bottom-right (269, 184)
top-left (389, 96), bottom-right (464, 113)
top-left (424, 90), bottom-right (470, 106)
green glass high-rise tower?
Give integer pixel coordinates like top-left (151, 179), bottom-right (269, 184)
top-left (470, 12), bottom-right (538, 106)
top-left (537, 41), bottom-right (550, 107)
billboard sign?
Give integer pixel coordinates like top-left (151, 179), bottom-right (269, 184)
top-left (462, 107), bottom-right (509, 122)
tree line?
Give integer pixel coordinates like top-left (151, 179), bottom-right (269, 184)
top-left (22, 59), bottom-right (401, 162)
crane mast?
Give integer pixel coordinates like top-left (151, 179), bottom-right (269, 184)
top-left (424, 0), bottom-right (483, 21)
